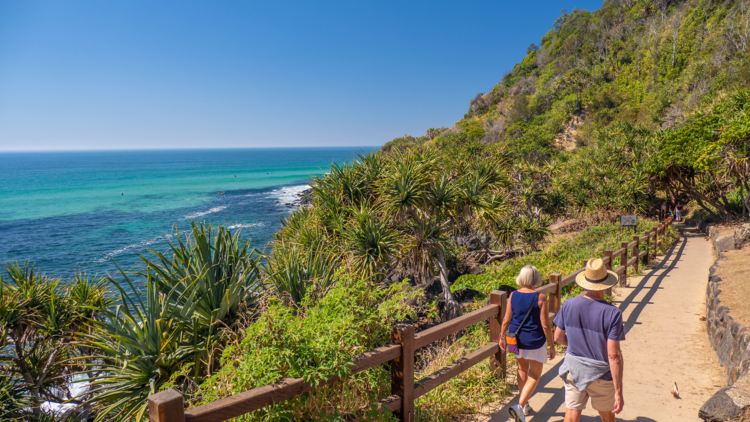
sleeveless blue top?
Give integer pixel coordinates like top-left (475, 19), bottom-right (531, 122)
top-left (508, 291), bottom-right (546, 350)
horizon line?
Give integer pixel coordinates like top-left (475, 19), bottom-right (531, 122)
top-left (0, 145), bottom-right (382, 153)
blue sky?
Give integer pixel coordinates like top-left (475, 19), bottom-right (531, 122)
top-left (0, 0), bottom-right (603, 151)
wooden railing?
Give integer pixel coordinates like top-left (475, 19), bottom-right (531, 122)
top-left (148, 217), bottom-right (673, 422)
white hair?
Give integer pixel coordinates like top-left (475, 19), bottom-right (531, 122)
top-left (516, 265), bottom-right (542, 289)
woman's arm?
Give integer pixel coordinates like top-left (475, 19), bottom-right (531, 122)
top-left (539, 294), bottom-right (555, 359)
top-left (498, 292), bottom-right (513, 351)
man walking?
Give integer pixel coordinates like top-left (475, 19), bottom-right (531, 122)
top-left (553, 258), bottom-right (625, 422)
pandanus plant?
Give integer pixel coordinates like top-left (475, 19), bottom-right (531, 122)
top-left (85, 223), bottom-right (264, 421)
top-left (0, 264), bottom-right (112, 421)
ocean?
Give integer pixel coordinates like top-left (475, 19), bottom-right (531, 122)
top-left (0, 148), bottom-right (371, 287)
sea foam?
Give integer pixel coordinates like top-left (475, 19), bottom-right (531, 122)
top-left (227, 223), bottom-right (263, 230)
top-left (271, 185), bottom-right (311, 204)
top-left (183, 206), bottom-right (228, 219)
top-left (94, 235), bottom-right (171, 263)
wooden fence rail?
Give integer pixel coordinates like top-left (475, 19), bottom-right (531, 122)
top-left (148, 217), bottom-right (673, 422)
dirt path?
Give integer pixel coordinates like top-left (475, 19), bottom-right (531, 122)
top-left (475, 225), bottom-right (724, 422)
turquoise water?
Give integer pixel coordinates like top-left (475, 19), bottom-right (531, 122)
top-left (0, 148), bottom-right (370, 283)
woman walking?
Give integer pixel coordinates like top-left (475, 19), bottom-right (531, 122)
top-left (499, 265), bottom-right (555, 422)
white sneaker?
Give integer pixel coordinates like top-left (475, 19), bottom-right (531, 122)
top-left (508, 404), bottom-right (526, 422)
top-left (523, 403), bottom-right (532, 416)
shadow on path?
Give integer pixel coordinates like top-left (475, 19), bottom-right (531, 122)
top-left (616, 226), bottom-right (690, 334)
top-left (484, 226), bottom-right (697, 421)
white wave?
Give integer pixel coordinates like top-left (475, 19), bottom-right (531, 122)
top-left (227, 223), bottom-right (263, 230)
top-left (270, 185), bottom-right (311, 204)
top-left (40, 373), bottom-right (89, 416)
top-left (183, 206), bottom-right (227, 219)
top-left (94, 235), bottom-right (171, 263)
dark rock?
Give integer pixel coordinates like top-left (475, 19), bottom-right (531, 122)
top-left (731, 333), bottom-right (749, 369)
top-left (719, 330), bottom-right (735, 367)
top-left (699, 387), bottom-right (744, 421)
top-left (730, 364), bottom-right (741, 384)
top-left (422, 277), bottom-right (443, 302)
top-left (719, 306), bottom-right (731, 320)
top-left (714, 327), bottom-right (726, 351)
top-left (495, 285), bottom-right (517, 297)
top-left (384, 272), bottom-right (403, 286)
top-left (453, 289), bottom-right (482, 303)
top-left (709, 317), bottom-right (720, 338)
top-left (467, 265), bottom-right (485, 275)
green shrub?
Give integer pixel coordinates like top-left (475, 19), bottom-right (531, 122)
top-left (452, 219), bottom-right (669, 297)
top-left (188, 277), bottom-right (419, 420)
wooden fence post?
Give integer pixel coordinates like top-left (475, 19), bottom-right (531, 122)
top-left (643, 231), bottom-right (651, 265)
top-left (632, 235), bottom-right (639, 273)
top-left (148, 389), bottom-right (184, 422)
top-left (489, 291), bottom-right (507, 379)
top-left (620, 242), bottom-right (629, 286)
top-left (392, 323), bottom-right (415, 422)
top-left (551, 273), bottom-right (562, 314)
top-left (657, 225), bottom-right (662, 253)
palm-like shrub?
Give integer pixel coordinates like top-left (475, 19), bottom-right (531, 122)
top-left (0, 264), bottom-right (112, 421)
top-left (272, 143), bottom-right (529, 320)
top-left (263, 242), bottom-right (338, 305)
top-left (86, 223), bottom-right (264, 421)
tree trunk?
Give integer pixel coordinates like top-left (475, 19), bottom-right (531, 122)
top-left (434, 248), bottom-right (460, 321)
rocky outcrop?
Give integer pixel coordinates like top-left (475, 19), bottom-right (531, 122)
top-left (736, 224), bottom-right (750, 250)
top-left (701, 371), bottom-right (750, 421)
top-left (716, 235), bottom-right (738, 256)
top-left (701, 258), bottom-right (750, 421)
top-left (705, 223), bottom-right (750, 257)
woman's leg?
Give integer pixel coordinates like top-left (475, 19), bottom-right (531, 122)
top-left (516, 357), bottom-right (529, 394)
top-left (518, 360), bottom-right (544, 408)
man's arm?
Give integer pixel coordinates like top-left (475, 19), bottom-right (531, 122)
top-left (554, 326), bottom-right (567, 346)
top-left (608, 339), bottom-right (624, 414)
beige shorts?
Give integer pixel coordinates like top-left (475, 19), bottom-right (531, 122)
top-left (563, 373), bottom-right (616, 411)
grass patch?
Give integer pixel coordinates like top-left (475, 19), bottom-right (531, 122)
top-left (452, 219), bottom-right (679, 298)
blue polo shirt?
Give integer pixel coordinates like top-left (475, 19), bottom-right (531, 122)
top-left (553, 296), bottom-right (625, 380)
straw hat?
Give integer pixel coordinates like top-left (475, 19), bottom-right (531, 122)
top-left (575, 258), bottom-right (618, 291)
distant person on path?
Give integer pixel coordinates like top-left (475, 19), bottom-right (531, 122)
top-left (499, 265), bottom-right (555, 422)
top-left (660, 202), bottom-right (667, 221)
top-left (553, 258), bottom-right (625, 422)
top-left (675, 201), bottom-right (682, 222)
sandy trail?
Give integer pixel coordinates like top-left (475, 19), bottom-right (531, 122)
top-left (476, 225), bottom-right (724, 422)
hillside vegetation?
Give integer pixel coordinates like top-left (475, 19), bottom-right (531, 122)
top-left (1, 1), bottom-right (750, 421)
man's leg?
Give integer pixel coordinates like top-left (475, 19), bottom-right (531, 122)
top-left (518, 360), bottom-right (543, 407)
top-left (597, 411), bottom-right (616, 422)
top-left (588, 379), bottom-right (617, 422)
top-left (563, 373), bottom-right (587, 422)
top-left (564, 409), bottom-right (582, 422)
top-left (516, 357), bottom-right (529, 394)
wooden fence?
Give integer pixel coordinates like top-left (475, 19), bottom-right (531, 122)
top-left (148, 217), bottom-right (673, 422)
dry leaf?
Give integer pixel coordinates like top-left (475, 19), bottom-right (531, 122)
top-left (699, 316), bottom-right (706, 321)
top-left (671, 382), bottom-right (680, 399)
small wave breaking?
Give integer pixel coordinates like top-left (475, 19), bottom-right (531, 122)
top-left (227, 223), bottom-right (263, 230)
top-left (94, 235), bottom-right (172, 263)
top-left (183, 206), bottom-right (228, 219)
top-left (270, 185), bottom-right (311, 204)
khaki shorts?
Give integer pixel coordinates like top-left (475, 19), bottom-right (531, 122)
top-left (563, 373), bottom-right (615, 411)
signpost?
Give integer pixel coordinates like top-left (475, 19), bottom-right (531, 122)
top-left (620, 215), bottom-right (637, 234)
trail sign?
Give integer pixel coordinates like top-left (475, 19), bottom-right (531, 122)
top-left (620, 215), bottom-right (637, 227)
